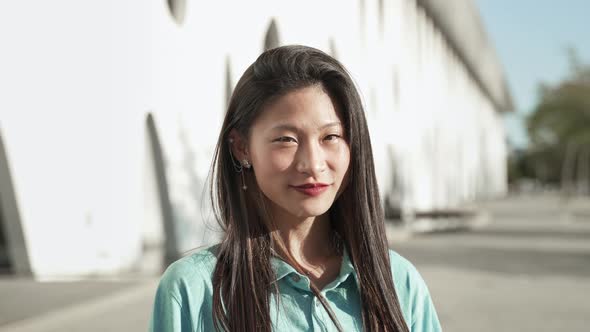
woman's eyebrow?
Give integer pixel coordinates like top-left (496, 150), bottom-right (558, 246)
top-left (270, 122), bottom-right (342, 132)
top-left (319, 121), bottom-right (342, 129)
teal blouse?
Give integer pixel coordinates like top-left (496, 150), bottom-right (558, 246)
top-left (149, 244), bottom-right (442, 331)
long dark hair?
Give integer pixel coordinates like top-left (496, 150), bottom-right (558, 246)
top-left (208, 45), bottom-right (409, 332)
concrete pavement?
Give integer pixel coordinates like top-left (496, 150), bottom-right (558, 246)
top-left (0, 278), bottom-right (157, 332)
top-left (390, 193), bottom-right (590, 332)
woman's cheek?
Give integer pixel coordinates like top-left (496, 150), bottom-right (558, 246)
top-left (268, 150), bottom-right (295, 172)
top-left (332, 145), bottom-right (351, 170)
top-left (252, 147), bottom-right (289, 172)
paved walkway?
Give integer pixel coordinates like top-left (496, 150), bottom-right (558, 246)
top-left (0, 279), bottom-right (157, 332)
top-left (0, 193), bottom-right (588, 331)
top-left (391, 193), bottom-right (590, 332)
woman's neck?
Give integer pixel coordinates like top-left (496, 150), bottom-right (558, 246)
top-left (271, 209), bottom-right (343, 290)
top-left (274, 211), bottom-right (336, 266)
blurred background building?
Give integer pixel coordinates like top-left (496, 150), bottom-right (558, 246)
top-left (0, 0), bottom-right (512, 278)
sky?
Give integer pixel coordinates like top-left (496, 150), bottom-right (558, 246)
top-left (475, 0), bottom-right (590, 149)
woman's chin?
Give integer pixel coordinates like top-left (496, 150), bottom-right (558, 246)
top-left (288, 202), bottom-right (332, 218)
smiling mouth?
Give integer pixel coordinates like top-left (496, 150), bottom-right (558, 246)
top-left (290, 183), bottom-right (330, 196)
top-left (292, 183), bottom-right (329, 189)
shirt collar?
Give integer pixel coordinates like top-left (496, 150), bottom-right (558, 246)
top-left (270, 246), bottom-right (357, 289)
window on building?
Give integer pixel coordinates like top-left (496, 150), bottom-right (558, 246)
top-left (225, 56), bottom-right (234, 111)
top-left (264, 19), bottom-right (280, 51)
top-left (167, 0), bottom-right (187, 25)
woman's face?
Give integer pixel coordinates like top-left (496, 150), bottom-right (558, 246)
top-left (247, 85), bottom-right (350, 220)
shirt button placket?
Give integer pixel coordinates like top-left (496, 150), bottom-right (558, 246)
top-left (312, 296), bottom-right (328, 332)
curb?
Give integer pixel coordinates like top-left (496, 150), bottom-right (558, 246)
top-left (386, 210), bottom-right (490, 244)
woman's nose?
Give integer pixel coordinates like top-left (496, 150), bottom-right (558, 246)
top-left (295, 141), bottom-right (327, 177)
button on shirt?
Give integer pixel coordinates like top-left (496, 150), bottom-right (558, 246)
top-left (149, 244), bottom-right (442, 331)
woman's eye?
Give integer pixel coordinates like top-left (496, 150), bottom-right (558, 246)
top-left (324, 134), bottom-right (341, 141)
top-left (275, 136), bottom-right (297, 143)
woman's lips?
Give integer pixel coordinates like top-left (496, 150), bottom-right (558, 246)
top-left (290, 184), bottom-right (330, 196)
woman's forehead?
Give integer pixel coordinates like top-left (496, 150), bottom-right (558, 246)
top-left (254, 86), bottom-right (343, 130)
top-left (269, 121), bottom-right (342, 133)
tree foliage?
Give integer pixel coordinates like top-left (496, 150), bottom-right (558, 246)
top-left (521, 49), bottom-right (590, 188)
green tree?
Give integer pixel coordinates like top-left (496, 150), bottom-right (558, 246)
top-left (525, 49), bottom-right (590, 193)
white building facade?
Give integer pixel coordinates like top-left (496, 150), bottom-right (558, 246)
top-left (0, 0), bottom-right (512, 278)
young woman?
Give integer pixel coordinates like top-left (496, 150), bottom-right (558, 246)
top-left (149, 45), bottom-right (442, 332)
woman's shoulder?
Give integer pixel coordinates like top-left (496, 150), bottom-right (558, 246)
top-left (156, 244), bottom-right (220, 298)
top-left (386, 248), bottom-right (430, 296)
top-left (387, 248), bottom-right (442, 331)
top-left (387, 248), bottom-right (423, 284)
top-left (165, 243), bottom-right (219, 277)
top-left (149, 245), bottom-right (221, 331)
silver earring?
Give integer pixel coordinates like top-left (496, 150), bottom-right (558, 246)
top-left (240, 160), bottom-right (251, 190)
top-left (240, 172), bottom-right (247, 191)
top-left (241, 160), bottom-right (252, 190)
top-left (228, 138), bottom-right (249, 190)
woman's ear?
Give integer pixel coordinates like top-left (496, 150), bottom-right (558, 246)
top-left (228, 129), bottom-right (249, 162)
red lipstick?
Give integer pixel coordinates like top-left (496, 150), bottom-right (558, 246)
top-left (290, 183), bottom-right (330, 196)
